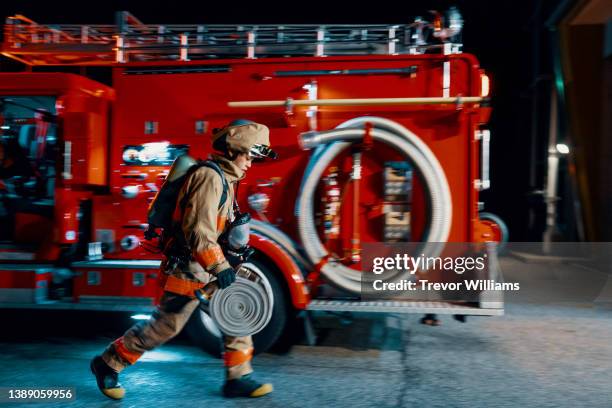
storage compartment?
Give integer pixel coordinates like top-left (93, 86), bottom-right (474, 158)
top-left (0, 267), bottom-right (50, 303)
top-left (72, 265), bottom-right (160, 305)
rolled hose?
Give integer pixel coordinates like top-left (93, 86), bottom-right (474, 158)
top-left (197, 264), bottom-right (274, 337)
top-left (296, 117), bottom-right (453, 293)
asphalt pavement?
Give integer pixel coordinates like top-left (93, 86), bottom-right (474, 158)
top-left (0, 262), bottom-right (611, 407)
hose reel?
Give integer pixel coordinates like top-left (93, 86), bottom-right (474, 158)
top-left (195, 264), bottom-right (274, 337)
top-left (296, 116), bottom-right (453, 293)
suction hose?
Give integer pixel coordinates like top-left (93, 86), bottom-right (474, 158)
top-left (296, 117), bottom-right (453, 293)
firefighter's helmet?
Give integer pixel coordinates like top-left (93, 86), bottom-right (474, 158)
top-left (212, 119), bottom-right (277, 160)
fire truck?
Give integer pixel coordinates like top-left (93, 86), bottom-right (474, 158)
top-left (0, 9), bottom-right (506, 354)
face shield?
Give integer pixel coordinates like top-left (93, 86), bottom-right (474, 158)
top-left (248, 144), bottom-right (278, 162)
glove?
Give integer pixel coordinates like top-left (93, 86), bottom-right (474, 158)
top-left (216, 267), bottom-right (236, 289)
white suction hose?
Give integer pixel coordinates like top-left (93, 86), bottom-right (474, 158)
top-left (296, 117), bottom-right (452, 293)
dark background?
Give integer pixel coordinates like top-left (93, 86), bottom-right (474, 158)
top-left (0, 0), bottom-right (570, 241)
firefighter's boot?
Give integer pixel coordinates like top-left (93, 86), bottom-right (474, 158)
top-left (222, 374), bottom-right (273, 398)
top-left (90, 355), bottom-right (125, 400)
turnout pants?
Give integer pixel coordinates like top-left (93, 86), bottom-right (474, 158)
top-left (102, 290), bottom-right (253, 380)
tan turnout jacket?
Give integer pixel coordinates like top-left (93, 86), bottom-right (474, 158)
top-left (169, 154), bottom-right (244, 282)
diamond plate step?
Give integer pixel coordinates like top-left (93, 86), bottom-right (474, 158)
top-left (306, 299), bottom-right (503, 315)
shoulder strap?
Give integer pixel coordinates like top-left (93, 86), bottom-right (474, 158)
top-left (177, 159), bottom-right (229, 215)
top-left (198, 160), bottom-right (229, 210)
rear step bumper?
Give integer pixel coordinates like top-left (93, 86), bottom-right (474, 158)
top-left (307, 299), bottom-right (504, 315)
top-left (0, 299), bottom-right (503, 315)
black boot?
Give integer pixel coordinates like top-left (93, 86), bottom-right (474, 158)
top-left (222, 374), bottom-right (273, 398)
top-left (90, 355), bottom-right (125, 400)
top-left (420, 313), bottom-right (440, 326)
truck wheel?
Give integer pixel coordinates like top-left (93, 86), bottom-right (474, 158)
top-left (479, 211), bottom-right (509, 253)
top-left (185, 259), bottom-right (290, 357)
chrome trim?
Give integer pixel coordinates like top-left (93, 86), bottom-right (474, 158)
top-left (316, 28), bottom-right (325, 57)
top-left (115, 35), bottom-right (126, 63)
top-left (305, 80), bottom-right (318, 131)
top-left (387, 26), bottom-right (398, 55)
top-left (71, 259), bottom-right (161, 269)
top-left (247, 31), bottom-right (256, 59)
top-left (62, 141), bottom-right (72, 180)
top-left (442, 60), bottom-right (450, 98)
top-left (180, 33), bottom-right (189, 61)
top-left (475, 129), bottom-right (491, 190)
top-left (307, 299), bottom-right (503, 315)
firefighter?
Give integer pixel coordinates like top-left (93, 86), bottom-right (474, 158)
top-left (90, 120), bottom-right (277, 399)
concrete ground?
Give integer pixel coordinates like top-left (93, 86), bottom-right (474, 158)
top-left (0, 254), bottom-right (611, 407)
top-left (0, 302), bottom-right (610, 408)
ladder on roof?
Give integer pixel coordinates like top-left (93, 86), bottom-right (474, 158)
top-left (1, 9), bottom-right (464, 66)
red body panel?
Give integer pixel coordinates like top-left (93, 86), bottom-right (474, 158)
top-left (0, 268), bottom-right (49, 288)
top-left (72, 266), bottom-right (161, 303)
top-left (0, 268), bottom-right (50, 303)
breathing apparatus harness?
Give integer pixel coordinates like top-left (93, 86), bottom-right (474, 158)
top-left (143, 158), bottom-right (253, 272)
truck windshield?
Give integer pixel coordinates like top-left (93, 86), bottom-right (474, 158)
top-left (0, 96), bottom-right (57, 242)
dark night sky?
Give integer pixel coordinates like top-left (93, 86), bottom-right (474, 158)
top-left (0, 0), bottom-right (562, 240)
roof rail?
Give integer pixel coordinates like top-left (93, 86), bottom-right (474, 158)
top-left (2, 8), bottom-right (464, 66)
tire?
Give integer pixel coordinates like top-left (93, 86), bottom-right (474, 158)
top-left (479, 211), bottom-right (509, 253)
top-left (185, 258), bottom-right (290, 357)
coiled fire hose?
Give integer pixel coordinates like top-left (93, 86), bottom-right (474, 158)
top-left (194, 264), bottom-right (274, 337)
top-left (296, 116), bottom-right (453, 293)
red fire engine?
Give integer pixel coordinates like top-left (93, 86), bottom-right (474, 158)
top-left (0, 10), bottom-right (506, 354)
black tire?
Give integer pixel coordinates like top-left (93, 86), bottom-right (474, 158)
top-left (185, 304), bottom-right (224, 357)
top-left (184, 257), bottom-right (291, 357)
top-left (479, 211), bottom-right (509, 253)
